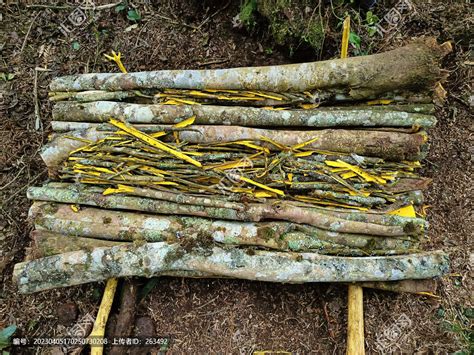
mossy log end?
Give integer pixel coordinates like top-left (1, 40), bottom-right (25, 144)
top-left (49, 38), bottom-right (450, 101)
top-left (13, 242), bottom-right (449, 293)
top-left (51, 101), bottom-right (437, 128)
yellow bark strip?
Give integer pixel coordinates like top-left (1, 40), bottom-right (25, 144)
top-left (254, 190), bottom-right (276, 198)
top-left (291, 137), bottom-right (319, 150)
top-left (89, 278), bottom-right (118, 355)
top-left (325, 160), bottom-right (387, 184)
top-left (388, 204), bottom-right (417, 218)
top-left (237, 175), bottom-right (285, 196)
top-left (103, 184), bottom-right (135, 196)
top-left (109, 118), bottom-right (202, 167)
top-left (367, 99), bottom-right (393, 105)
top-left (104, 51), bottom-right (128, 74)
top-left (173, 115), bottom-right (195, 128)
top-left (247, 91), bottom-right (283, 100)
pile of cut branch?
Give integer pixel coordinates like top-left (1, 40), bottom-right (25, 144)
top-left (14, 38), bottom-right (452, 294)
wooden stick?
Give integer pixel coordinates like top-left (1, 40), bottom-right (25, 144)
top-left (40, 126), bottom-right (428, 170)
top-left (347, 284), bottom-right (365, 355)
top-left (88, 278), bottom-right (118, 355)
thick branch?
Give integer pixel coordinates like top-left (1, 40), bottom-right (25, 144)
top-left (27, 185), bottom-right (423, 237)
top-left (50, 38), bottom-right (450, 100)
top-left (30, 203), bottom-right (417, 253)
top-left (13, 242), bottom-right (449, 293)
top-left (51, 101), bottom-right (437, 128)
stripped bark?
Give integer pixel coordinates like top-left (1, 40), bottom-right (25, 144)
top-left (51, 101), bottom-right (437, 128)
top-left (27, 185), bottom-right (424, 237)
top-left (30, 204), bottom-right (418, 253)
top-left (12, 242), bottom-right (450, 293)
top-left (50, 38), bottom-right (450, 101)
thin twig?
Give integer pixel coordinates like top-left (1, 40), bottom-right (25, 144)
top-left (26, 2), bottom-right (121, 10)
top-left (194, 1), bottom-right (231, 31)
top-left (197, 58), bottom-right (229, 67)
top-left (155, 14), bottom-right (200, 31)
top-left (33, 68), bottom-right (43, 132)
top-left (20, 12), bottom-right (40, 55)
top-left (0, 165), bottom-right (26, 191)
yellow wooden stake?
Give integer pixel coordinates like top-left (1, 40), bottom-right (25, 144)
top-left (341, 14), bottom-right (365, 355)
top-left (347, 284), bottom-right (365, 355)
top-left (89, 278), bottom-right (118, 355)
top-left (341, 16), bottom-right (351, 59)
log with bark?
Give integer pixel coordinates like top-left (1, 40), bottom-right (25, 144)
top-left (49, 38), bottom-right (451, 103)
top-left (29, 203), bottom-right (419, 255)
top-left (27, 185), bottom-right (425, 237)
top-left (51, 101), bottom-right (437, 128)
top-left (13, 241), bottom-right (449, 294)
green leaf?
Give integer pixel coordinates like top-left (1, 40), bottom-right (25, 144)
top-left (349, 32), bottom-right (361, 49)
top-left (115, 3), bottom-right (127, 13)
top-left (72, 41), bottom-right (80, 50)
top-left (127, 9), bottom-right (141, 22)
top-left (138, 278), bottom-right (159, 302)
top-left (367, 26), bottom-right (377, 37)
top-left (0, 73), bottom-right (15, 81)
top-left (366, 11), bottom-right (379, 25)
top-left (0, 325), bottom-right (17, 351)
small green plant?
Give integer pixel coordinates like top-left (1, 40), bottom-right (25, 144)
top-left (349, 31), bottom-right (361, 49)
top-left (0, 325), bottom-right (17, 352)
top-left (115, 1), bottom-right (127, 13)
top-left (365, 10), bottom-right (380, 37)
top-left (239, 0), bottom-right (258, 29)
top-left (438, 306), bottom-right (474, 353)
top-left (0, 72), bottom-right (15, 81)
top-left (115, 1), bottom-right (141, 22)
top-left (127, 9), bottom-right (141, 22)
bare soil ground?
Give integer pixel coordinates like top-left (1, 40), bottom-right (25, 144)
top-left (0, 1), bottom-right (472, 353)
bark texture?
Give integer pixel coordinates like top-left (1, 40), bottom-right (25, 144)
top-left (51, 101), bottom-right (437, 128)
top-left (30, 203), bottom-right (418, 254)
top-left (41, 126), bottom-right (427, 169)
top-left (27, 185), bottom-right (424, 237)
top-left (13, 242), bottom-right (449, 293)
top-left (50, 38), bottom-right (450, 101)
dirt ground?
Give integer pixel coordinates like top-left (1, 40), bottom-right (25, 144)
top-left (0, 0), bottom-right (472, 353)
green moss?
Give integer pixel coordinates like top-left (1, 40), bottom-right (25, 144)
top-left (239, 0), bottom-right (258, 28)
top-left (255, 0), bottom-right (327, 53)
